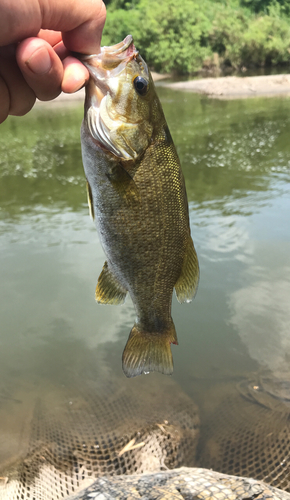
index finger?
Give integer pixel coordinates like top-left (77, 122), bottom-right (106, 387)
top-left (0, 0), bottom-right (106, 53)
top-left (37, 30), bottom-right (63, 47)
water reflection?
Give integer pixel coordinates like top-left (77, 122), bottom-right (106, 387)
top-left (0, 94), bottom-right (289, 382)
top-left (0, 90), bottom-right (290, 492)
top-left (228, 183), bottom-right (290, 376)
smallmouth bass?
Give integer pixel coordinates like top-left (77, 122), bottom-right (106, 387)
top-left (79, 35), bottom-right (199, 378)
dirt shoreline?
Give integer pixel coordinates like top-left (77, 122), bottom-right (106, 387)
top-left (162, 74), bottom-right (290, 99)
top-left (36, 73), bottom-right (290, 108)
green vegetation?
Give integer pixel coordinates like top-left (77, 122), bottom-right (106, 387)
top-left (102, 0), bottom-right (290, 73)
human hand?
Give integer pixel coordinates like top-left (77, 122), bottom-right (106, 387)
top-left (0, 0), bottom-right (106, 123)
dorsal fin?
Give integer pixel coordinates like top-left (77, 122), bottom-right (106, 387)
top-left (86, 180), bottom-right (94, 220)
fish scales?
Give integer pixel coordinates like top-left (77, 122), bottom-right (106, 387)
top-left (79, 35), bottom-right (199, 377)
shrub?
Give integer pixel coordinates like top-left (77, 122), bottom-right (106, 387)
top-left (102, 0), bottom-right (290, 73)
top-left (240, 14), bottom-right (290, 65)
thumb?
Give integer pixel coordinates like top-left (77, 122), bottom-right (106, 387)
top-left (0, 0), bottom-right (106, 54)
top-left (62, 1), bottom-right (107, 54)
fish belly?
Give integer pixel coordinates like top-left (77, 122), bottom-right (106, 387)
top-left (82, 124), bottom-right (189, 325)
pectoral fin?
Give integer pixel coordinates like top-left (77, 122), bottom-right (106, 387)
top-left (96, 262), bottom-right (127, 305)
top-left (175, 237), bottom-right (199, 303)
top-left (106, 163), bottom-right (140, 207)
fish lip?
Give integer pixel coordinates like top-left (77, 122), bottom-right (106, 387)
top-left (101, 34), bottom-right (134, 56)
top-left (74, 35), bottom-right (136, 63)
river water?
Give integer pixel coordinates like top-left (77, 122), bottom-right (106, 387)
top-left (0, 89), bottom-right (290, 483)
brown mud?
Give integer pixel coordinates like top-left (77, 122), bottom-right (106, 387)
top-left (161, 74), bottom-right (290, 99)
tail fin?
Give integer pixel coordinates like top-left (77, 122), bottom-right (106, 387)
top-left (122, 323), bottom-right (178, 378)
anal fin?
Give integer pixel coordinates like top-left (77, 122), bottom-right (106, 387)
top-left (96, 262), bottom-right (127, 305)
top-left (175, 237), bottom-right (199, 303)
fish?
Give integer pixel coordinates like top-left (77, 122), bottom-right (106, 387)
top-left (78, 35), bottom-right (199, 378)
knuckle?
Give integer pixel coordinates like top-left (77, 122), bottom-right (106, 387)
top-left (0, 77), bottom-right (10, 123)
top-left (30, 68), bottom-right (63, 101)
top-left (11, 97), bottom-right (36, 116)
top-left (9, 87), bottom-right (36, 116)
top-left (35, 87), bottom-right (61, 102)
top-left (0, 55), bottom-right (36, 119)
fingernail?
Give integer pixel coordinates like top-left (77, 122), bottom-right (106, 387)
top-left (26, 47), bottom-right (52, 75)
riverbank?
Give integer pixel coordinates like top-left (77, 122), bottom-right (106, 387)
top-left (37, 73), bottom-right (290, 108)
top-left (162, 74), bottom-right (290, 99)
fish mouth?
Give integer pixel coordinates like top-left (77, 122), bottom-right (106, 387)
top-left (101, 34), bottom-right (136, 57)
top-left (76, 36), bottom-right (137, 159)
top-left (77, 36), bottom-right (144, 160)
top-left (75, 35), bottom-right (139, 102)
top-left (76, 35), bottom-right (138, 67)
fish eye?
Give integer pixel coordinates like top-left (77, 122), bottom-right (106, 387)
top-left (133, 76), bottom-right (149, 96)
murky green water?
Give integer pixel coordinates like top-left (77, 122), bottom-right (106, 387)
top-left (0, 90), bottom-right (290, 478)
